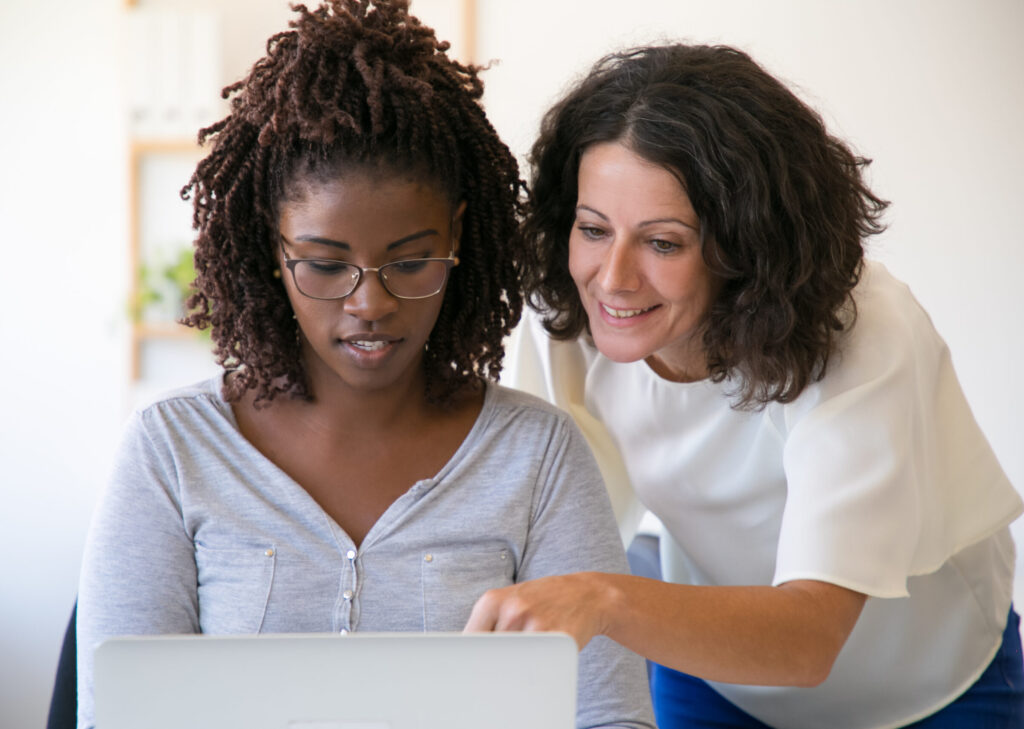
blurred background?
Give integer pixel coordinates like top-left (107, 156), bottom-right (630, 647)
top-left (1, 0), bottom-right (1021, 726)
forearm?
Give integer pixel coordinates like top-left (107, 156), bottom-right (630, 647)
top-left (595, 573), bottom-right (865, 687)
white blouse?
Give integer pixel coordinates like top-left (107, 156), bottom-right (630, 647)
top-left (505, 261), bottom-right (1022, 729)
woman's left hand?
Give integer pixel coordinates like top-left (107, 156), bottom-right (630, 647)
top-left (463, 571), bottom-right (615, 650)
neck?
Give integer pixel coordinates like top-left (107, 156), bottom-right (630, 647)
top-left (293, 346), bottom-right (434, 438)
top-left (645, 335), bottom-right (709, 383)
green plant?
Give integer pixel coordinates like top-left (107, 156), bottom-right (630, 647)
top-left (132, 246), bottom-right (207, 337)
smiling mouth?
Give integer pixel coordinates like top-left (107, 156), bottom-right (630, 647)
top-left (340, 334), bottom-right (402, 353)
top-left (349, 340), bottom-right (390, 351)
top-left (601, 303), bottom-right (656, 319)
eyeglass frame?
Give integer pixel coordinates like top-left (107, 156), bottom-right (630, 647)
top-left (278, 237), bottom-right (460, 301)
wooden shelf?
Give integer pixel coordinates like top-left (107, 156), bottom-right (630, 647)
top-left (128, 137), bottom-right (204, 380)
top-left (134, 321), bottom-right (198, 339)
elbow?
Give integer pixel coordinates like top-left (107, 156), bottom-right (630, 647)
top-left (793, 659), bottom-right (835, 688)
top-left (778, 580), bottom-right (865, 687)
top-left (788, 639), bottom-right (845, 688)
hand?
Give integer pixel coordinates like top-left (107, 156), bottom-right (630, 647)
top-left (463, 572), bottom-right (614, 650)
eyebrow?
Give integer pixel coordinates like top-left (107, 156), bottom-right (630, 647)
top-left (575, 205), bottom-right (699, 232)
top-left (293, 228), bottom-right (441, 251)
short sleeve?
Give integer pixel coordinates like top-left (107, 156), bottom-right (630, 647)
top-left (774, 264), bottom-right (1021, 597)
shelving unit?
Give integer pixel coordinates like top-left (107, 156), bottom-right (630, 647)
top-left (120, 0), bottom-right (225, 386)
top-left (127, 137), bottom-right (206, 380)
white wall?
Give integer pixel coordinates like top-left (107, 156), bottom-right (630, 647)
top-left (0, 1), bottom-right (125, 727)
top-left (0, 2), bottom-right (290, 726)
top-left (2, 1), bottom-right (1021, 726)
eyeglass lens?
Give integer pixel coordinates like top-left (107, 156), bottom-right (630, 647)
top-left (292, 258), bottom-right (451, 300)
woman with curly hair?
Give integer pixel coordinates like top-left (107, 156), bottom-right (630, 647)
top-left (74, 3), bottom-right (655, 729)
top-left (467, 44), bottom-right (1024, 728)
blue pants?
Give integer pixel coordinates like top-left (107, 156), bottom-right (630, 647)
top-left (651, 609), bottom-right (1024, 729)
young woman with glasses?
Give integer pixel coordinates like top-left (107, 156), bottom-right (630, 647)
top-left (74, 3), bottom-right (655, 729)
top-left (466, 44), bottom-right (1024, 729)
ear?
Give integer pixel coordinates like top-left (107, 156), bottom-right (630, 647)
top-left (450, 200), bottom-right (468, 256)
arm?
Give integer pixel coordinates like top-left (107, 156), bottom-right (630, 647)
top-left (467, 571), bottom-right (865, 687)
top-left (481, 320), bottom-right (868, 688)
top-left (77, 410), bottom-right (199, 729)
top-left (510, 416), bottom-right (656, 729)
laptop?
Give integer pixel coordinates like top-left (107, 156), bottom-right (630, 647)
top-left (94, 631), bottom-right (578, 729)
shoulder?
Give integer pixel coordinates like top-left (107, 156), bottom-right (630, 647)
top-left (134, 375), bottom-right (223, 409)
top-left (130, 375), bottom-right (231, 434)
top-left (478, 383), bottom-right (603, 471)
top-left (477, 385), bottom-right (617, 513)
top-left (485, 381), bottom-right (577, 431)
top-left (106, 377), bottom-right (233, 497)
top-left (787, 261), bottom-right (945, 414)
top-left (845, 260), bottom-right (942, 353)
top-left (778, 260), bottom-right (967, 442)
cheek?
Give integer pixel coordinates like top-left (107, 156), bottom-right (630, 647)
top-left (290, 302), bottom-right (325, 341)
top-left (414, 291), bottom-right (447, 339)
top-left (281, 280), bottom-right (332, 334)
top-left (661, 263), bottom-right (716, 313)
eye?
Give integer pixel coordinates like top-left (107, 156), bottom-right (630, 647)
top-left (388, 259), bottom-right (430, 274)
top-left (650, 239), bottom-right (680, 254)
top-left (305, 259), bottom-right (351, 275)
top-left (576, 224), bottom-right (606, 241)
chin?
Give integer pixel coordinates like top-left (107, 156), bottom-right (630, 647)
top-left (589, 332), bottom-right (653, 364)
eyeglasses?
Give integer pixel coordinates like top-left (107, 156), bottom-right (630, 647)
top-left (279, 241), bottom-right (459, 300)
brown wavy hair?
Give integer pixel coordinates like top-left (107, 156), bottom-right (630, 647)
top-left (182, 0), bottom-right (524, 406)
top-left (523, 43), bottom-right (889, 408)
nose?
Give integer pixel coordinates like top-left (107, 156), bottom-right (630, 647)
top-left (342, 269), bottom-right (400, 321)
top-left (596, 239), bottom-right (641, 294)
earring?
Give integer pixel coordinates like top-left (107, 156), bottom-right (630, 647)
top-left (273, 268), bottom-right (282, 279)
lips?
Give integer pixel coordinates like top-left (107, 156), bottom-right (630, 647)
top-left (342, 332), bottom-right (400, 345)
top-left (601, 303), bottom-right (655, 319)
top-left (349, 340), bottom-right (389, 351)
top-left (339, 332), bottom-right (402, 359)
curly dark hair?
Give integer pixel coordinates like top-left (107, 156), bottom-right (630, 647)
top-left (523, 43), bottom-right (889, 409)
top-left (182, 0), bottom-right (524, 407)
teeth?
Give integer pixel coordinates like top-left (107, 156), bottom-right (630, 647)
top-left (350, 340), bottom-right (389, 351)
top-left (602, 304), bottom-right (651, 319)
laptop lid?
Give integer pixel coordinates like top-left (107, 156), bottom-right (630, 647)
top-left (94, 632), bottom-right (578, 729)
